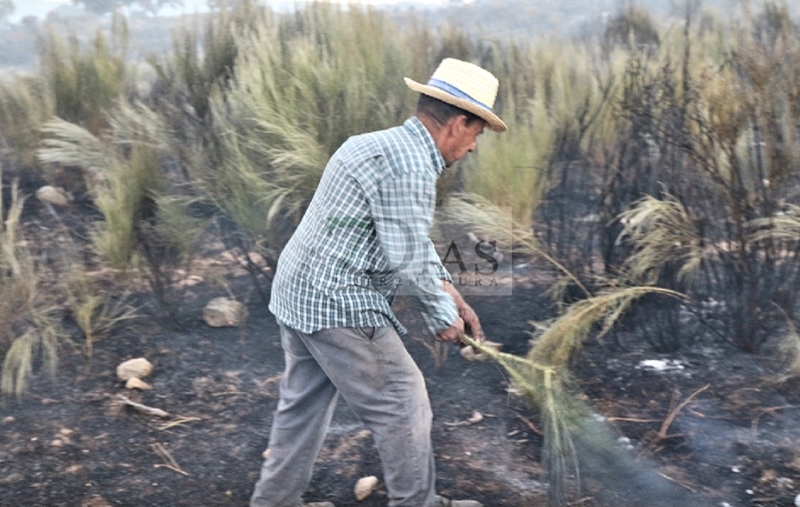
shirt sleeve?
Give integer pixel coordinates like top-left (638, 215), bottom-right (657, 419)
top-left (367, 157), bottom-right (459, 333)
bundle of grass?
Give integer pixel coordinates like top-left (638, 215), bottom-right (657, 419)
top-left (463, 284), bottom-right (696, 506)
top-left (443, 194), bottom-right (702, 504)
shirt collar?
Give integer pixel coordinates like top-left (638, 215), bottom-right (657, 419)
top-left (403, 116), bottom-right (446, 176)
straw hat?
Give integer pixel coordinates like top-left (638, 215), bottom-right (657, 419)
top-left (405, 58), bottom-right (507, 132)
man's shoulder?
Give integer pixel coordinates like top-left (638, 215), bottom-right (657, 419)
top-left (340, 124), bottom-right (409, 156)
top-left (338, 121), bottom-right (430, 174)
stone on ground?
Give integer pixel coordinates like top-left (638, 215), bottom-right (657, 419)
top-left (35, 186), bottom-right (70, 206)
top-left (116, 358), bottom-right (153, 381)
top-left (125, 377), bottom-right (153, 391)
top-left (203, 297), bottom-right (246, 327)
top-left (354, 476), bottom-right (379, 501)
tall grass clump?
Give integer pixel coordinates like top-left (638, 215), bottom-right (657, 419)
top-left (62, 261), bottom-right (136, 361)
top-left (492, 1), bottom-right (800, 354)
top-left (467, 39), bottom-right (617, 234)
top-left (449, 191), bottom-right (696, 503)
top-left (38, 14), bottom-right (129, 135)
top-left (0, 173), bottom-right (59, 395)
top-left (0, 76), bottom-right (55, 184)
top-left (175, 3), bottom-right (431, 299)
top-left (148, 0), bottom-right (265, 121)
top-left (38, 102), bottom-right (206, 321)
top-left (613, 1), bottom-right (800, 353)
top-left (476, 38), bottom-right (620, 283)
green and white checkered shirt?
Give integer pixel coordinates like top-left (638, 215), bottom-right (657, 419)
top-left (269, 117), bottom-right (458, 335)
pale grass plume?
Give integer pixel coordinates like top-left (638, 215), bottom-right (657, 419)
top-left (528, 285), bottom-right (685, 368)
top-left (38, 117), bottom-right (111, 169)
top-left (747, 204), bottom-right (800, 243)
top-left (617, 193), bottom-right (704, 285)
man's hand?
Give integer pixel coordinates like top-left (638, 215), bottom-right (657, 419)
top-left (436, 317), bottom-right (465, 343)
top-left (441, 281), bottom-right (485, 343)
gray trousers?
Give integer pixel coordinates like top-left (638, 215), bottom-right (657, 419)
top-left (250, 323), bottom-right (437, 507)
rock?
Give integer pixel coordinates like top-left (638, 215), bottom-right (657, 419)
top-left (116, 358), bottom-right (153, 381)
top-left (467, 411), bottom-right (484, 424)
top-left (354, 475), bottom-right (379, 501)
top-left (262, 448), bottom-right (270, 460)
top-left (459, 341), bottom-right (502, 362)
top-left (125, 377), bottom-right (153, 391)
top-left (35, 186), bottom-right (70, 206)
top-left (1, 416), bottom-right (14, 424)
top-left (794, 493), bottom-right (800, 507)
top-left (203, 297), bottom-right (246, 327)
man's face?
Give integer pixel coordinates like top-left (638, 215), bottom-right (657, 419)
top-left (441, 117), bottom-right (486, 167)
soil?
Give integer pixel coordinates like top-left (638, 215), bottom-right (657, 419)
top-left (2, 202), bottom-right (800, 507)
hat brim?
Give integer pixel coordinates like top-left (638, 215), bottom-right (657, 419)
top-left (405, 78), bottom-right (507, 133)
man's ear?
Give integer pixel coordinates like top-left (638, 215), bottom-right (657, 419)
top-left (446, 114), bottom-right (468, 135)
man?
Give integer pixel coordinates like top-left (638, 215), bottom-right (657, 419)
top-left (251, 58), bottom-right (507, 507)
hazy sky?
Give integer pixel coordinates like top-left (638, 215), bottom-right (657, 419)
top-left (11, 0), bottom-right (452, 21)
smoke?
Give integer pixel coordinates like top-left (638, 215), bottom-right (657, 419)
top-left (569, 414), bottom-right (713, 507)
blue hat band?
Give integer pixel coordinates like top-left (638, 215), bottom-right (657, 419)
top-left (427, 78), bottom-right (493, 112)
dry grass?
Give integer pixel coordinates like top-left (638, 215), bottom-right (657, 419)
top-left (464, 283), bottom-right (685, 505)
top-left (617, 193), bottom-right (704, 285)
top-left (62, 260), bottom-right (137, 360)
top-left (39, 14), bottom-right (129, 134)
top-left (0, 172), bottom-right (60, 395)
top-left (0, 76), bottom-right (55, 180)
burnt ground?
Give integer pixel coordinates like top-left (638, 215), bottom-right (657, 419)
top-left (1, 207), bottom-right (800, 507)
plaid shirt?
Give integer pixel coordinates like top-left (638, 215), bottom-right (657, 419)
top-left (269, 117), bottom-right (458, 335)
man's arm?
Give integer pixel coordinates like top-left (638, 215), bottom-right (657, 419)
top-left (367, 158), bottom-right (460, 334)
